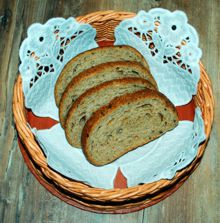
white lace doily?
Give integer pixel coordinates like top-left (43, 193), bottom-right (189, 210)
top-left (19, 17), bottom-right (98, 120)
top-left (115, 9), bottom-right (202, 106)
top-left (18, 9), bottom-right (206, 189)
top-left (33, 108), bottom-right (205, 188)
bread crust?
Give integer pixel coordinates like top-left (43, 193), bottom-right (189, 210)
top-left (54, 45), bottom-right (150, 105)
top-left (81, 89), bottom-right (179, 166)
top-left (65, 77), bottom-right (156, 147)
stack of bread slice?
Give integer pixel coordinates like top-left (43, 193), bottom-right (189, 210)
top-left (55, 45), bottom-right (178, 166)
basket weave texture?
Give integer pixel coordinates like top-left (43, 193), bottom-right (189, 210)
top-left (13, 11), bottom-right (214, 211)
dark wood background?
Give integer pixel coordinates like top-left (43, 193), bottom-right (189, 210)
top-left (0, 0), bottom-right (219, 222)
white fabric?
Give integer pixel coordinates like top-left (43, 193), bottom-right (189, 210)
top-left (33, 108), bottom-right (205, 189)
top-left (34, 125), bottom-right (117, 189)
top-left (19, 17), bottom-right (98, 120)
top-left (19, 9), bottom-right (206, 189)
top-left (115, 9), bottom-right (202, 106)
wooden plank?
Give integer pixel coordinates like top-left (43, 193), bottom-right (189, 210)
top-left (0, 0), bottom-right (219, 222)
top-left (0, 1), bottom-right (23, 223)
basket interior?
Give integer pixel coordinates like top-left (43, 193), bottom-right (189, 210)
top-left (12, 11), bottom-right (214, 213)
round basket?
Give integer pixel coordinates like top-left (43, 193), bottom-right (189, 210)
top-left (13, 11), bottom-right (214, 214)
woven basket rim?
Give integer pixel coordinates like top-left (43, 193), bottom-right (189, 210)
top-left (12, 10), bottom-right (214, 206)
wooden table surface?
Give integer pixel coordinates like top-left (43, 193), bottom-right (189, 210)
top-left (0, 0), bottom-right (219, 222)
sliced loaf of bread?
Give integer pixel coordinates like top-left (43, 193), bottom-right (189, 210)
top-left (59, 61), bottom-right (157, 127)
top-left (81, 90), bottom-right (179, 166)
top-left (65, 77), bottom-right (156, 148)
top-left (55, 45), bottom-right (150, 106)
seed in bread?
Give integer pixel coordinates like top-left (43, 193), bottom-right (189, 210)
top-left (59, 61), bottom-right (157, 127)
top-left (65, 77), bottom-right (156, 148)
top-left (54, 45), bottom-right (150, 106)
top-left (81, 90), bottom-right (179, 166)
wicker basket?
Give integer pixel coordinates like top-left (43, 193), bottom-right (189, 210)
top-left (12, 11), bottom-right (214, 213)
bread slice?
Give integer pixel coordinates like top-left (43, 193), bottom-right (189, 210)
top-left (65, 77), bottom-right (156, 148)
top-left (81, 90), bottom-right (179, 166)
top-left (55, 45), bottom-right (150, 106)
top-left (59, 61), bottom-right (157, 127)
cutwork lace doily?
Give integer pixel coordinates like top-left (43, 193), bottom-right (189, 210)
top-left (115, 9), bottom-right (202, 106)
top-left (19, 17), bottom-right (98, 120)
